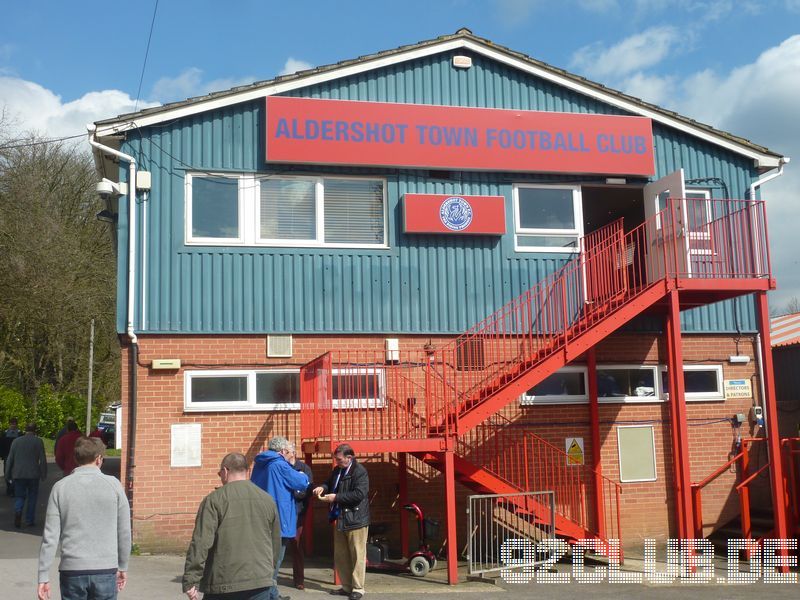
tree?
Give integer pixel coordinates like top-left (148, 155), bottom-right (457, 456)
top-left (0, 129), bottom-right (119, 412)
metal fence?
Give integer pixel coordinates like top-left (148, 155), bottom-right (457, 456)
top-left (467, 491), bottom-right (556, 577)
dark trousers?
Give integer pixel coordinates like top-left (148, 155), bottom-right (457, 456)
top-left (291, 523), bottom-right (305, 587)
top-left (13, 477), bottom-right (38, 525)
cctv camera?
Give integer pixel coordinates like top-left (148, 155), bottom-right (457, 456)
top-left (96, 178), bottom-right (127, 200)
top-left (96, 179), bottom-right (115, 200)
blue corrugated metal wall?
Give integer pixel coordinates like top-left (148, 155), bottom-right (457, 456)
top-left (118, 49), bottom-right (759, 335)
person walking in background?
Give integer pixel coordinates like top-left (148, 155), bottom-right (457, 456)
top-left (54, 417), bottom-right (75, 452)
top-left (251, 437), bottom-right (309, 600)
top-left (55, 421), bottom-right (81, 476)
top-left (313, 444), bottom-right (370, 600)
top-left (289, 449), bottom-right (313, 591)
top-left (4, 422), bottom-right (47, 528)
top-left (0, 416), bottom-right (23, 495)
top-left (37, 436), bottom-right (130, 600)
top-left (182, 452), bottom-right (281, 600)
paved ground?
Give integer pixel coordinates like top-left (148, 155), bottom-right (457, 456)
top-left (1, 457), bottom-right (797, 599)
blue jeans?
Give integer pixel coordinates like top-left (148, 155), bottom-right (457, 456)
top-left (13, 478), bottom-right (39, 525)
top-left (269, 538), bottom-right (290, 600)
top-left (59, 572), bottom-right (117, 600)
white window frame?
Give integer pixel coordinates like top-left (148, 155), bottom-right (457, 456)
top-left (257, 175), bottom-right (388, 249)
top-left (520, 366), bottom-right (589, 405)
top-left (184, 369), bottom-right (300, 412)
top-left (331, 367), bottom-right (386, 409)
top-left (184, 172), bottom-right (388, 248)
top-left (185, 173), bottom-right (246, 245)
top-left (660, 364), bottom-right (725, 402)
top-left (685, 188), bottom-right (713, 254)
top-left (596, 364), bottom-right (662, 404)
top-left (513, 184), bottom-right (584, 253)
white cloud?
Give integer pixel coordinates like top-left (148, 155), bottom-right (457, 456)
top-left (570, 26), bottom-right (681, 79)
top-left (0, 76), bottom-right (157, 139)
top-left (279, 58), bottom-right (314, 76)
top-left (610, 35), bottom-right (800, 308)
top-left (150, 68), bottom-right (256, 103)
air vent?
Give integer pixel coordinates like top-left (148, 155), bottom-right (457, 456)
top-left (456, 339), bottom-right (485, 371)
top-left (267, 335), bottom-right (293, 358)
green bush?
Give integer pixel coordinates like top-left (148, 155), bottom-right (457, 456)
top-left (33, 385), bottom-right (65, 439)
top-left (0, 386), bottom-right (30, 430)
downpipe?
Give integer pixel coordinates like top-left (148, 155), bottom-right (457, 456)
top-left (87, 125), bottom-right (139, 513)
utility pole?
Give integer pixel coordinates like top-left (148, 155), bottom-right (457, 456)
top-left (86, 319), bottom-right (95, 434)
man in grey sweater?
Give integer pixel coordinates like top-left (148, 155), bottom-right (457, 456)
top-left (37, 436), bottom-right (131, 600)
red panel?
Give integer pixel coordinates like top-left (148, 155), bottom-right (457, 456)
top-left (266, 97), bottom-right (655, 176)
top-left (403, 193), bottom-right (506, 235)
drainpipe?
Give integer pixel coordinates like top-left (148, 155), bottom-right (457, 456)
top-left (754, 333), bottom-right (767, 434)
top-left (87, 124), bottom-right (139, 512)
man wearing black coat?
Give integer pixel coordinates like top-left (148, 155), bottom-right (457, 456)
top-left (313, 444), bottom-right (369, 600)
top-left (290, 451), bottom-right (313, 590)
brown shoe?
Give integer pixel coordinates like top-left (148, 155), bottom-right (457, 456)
top-left (14, 512), bottom-right (21, 528)
top-left (296, 584), bottom-right (304, 590)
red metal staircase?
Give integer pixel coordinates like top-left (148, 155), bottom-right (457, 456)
top-left (300, 197), bottom-right (773, 551)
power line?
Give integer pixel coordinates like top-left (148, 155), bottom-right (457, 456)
top-left (0, 133), bottom-right (86, 151)
top-left (134, 0), bottom-right (160, 113)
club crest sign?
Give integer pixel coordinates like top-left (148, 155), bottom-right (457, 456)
top-left (403, 193), bottom-right (506, 235)
top-left (439, 196), bottom-right (473, 231)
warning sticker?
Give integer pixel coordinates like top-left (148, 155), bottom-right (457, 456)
top-left (566, 437), bottom-right (584, 466)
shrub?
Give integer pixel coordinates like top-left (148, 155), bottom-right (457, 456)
top-left (0, 386), bottom-right (30, 430)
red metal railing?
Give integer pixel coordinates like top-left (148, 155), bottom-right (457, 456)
top-left (690, 438), bottom-right (768, 540)
top-left (458, 413), bottom-right (622, 543)
top-left (428, 199), bottom-right (771, 429)
top-left (301, 199), bottom-right (771, 451)
top-left (781, 437), bottom-right (800, 535)
top-left (300, 349), bottom-right (454, 447)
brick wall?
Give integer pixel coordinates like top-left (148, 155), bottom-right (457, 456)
top-left (119, 332), bottom-right (764, 554)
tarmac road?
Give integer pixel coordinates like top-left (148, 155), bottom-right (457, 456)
top-left (0, 457), bottom-right (797, 599)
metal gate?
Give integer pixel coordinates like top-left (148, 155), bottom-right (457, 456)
top-left (467, 491), bottom-right (556, 576)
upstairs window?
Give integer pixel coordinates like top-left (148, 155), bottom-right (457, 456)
top-left (186, 173), bottom-right (386, 248)
top-left (186, 175), bottom-right (242, 242)
top-left (513, 185), bottom-right (583, 252)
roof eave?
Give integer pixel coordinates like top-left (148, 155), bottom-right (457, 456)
top-left (93, 32), bottom-right (785, 169)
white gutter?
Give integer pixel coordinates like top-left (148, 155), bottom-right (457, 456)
top-left (749, 157), bottom-right (789, 200)
top-left (87, 124), bottom-right (138, 344)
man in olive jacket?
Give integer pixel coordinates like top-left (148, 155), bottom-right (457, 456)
top-left (183, 452), bottom-right (282, 600)
top-left (313, 443), bottom-right (370, 600)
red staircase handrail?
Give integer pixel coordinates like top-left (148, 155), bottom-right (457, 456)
top-left (430, 199), bottom-right (771, 431)
top-left (459, 412), bottom-right (623, 542)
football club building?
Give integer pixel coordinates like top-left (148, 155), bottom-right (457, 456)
top-left (90, 29), bottom-right (796, 581)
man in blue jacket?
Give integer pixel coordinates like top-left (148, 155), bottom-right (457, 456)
top-left (251, 437), bottom-right (309, 600)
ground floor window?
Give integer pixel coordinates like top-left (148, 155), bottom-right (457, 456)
top-left (185, 369), bottom-right (299, 411)
top-left (184, 367), bottom-right (385, 411)
top-left (521, 363), bottom-right (724, 405)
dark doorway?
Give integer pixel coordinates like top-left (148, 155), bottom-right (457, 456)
top-left (582, 186), bottom-right (644, 234)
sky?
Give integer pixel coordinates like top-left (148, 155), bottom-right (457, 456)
top-left (1, 0), bottom-right (799, 310)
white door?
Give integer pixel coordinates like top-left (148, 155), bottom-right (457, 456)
top-left (642, 169), bottom-right (690, 280)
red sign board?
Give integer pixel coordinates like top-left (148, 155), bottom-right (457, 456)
top-left (404, 194), bottom-right (506, 235)
top-left (266, 97), bottom-right (654, 176)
